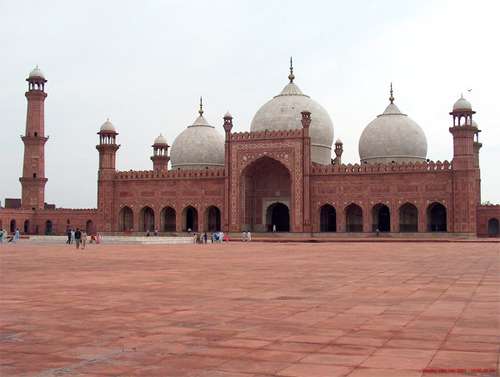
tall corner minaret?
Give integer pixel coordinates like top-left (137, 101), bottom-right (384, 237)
top-left (449, 94), bottom-right (478, 234)
top-left (20, 66), bottom-right (48, 210)
top-left (96, 119), bottom-right (119, 232)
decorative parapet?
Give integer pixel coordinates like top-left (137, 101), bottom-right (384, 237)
top-left (231, 129), bottom-right (304, 141)
top-left (311, 160), bottom-right (453, 175)
top-left (47, 208), bottom-right (98, 212)
top-left (115, 168), bottom-right (226, 180)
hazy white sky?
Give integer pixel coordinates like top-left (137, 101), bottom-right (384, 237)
top-left (1, 0), bottom-right (498, 208)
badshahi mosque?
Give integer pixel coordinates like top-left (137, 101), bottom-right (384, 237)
top-left (0, 62), bottom-right (499, 237)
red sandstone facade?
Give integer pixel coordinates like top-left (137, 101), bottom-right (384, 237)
top-left (1, 72), bottom-right (499, 237)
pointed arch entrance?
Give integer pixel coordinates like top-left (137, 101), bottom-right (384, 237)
top-left (119, 206), bottom-right (134, 232)
top-left (488, 218), bottom-right (499, 237)
top-left (399, 203), bottom-right (418, 232)
top-left (240, 156), bottom-right (291, 232)
top-left (24, 219), bottom-right (30, 234)
top-left (266, 202), bottom-right (290, 232)
top-left (161, 207), bottom-right (176, 232)
top-left (345, 204), bottom-right (363, 232)
top-left (139, 207), bottom-right (155, 232)
top-left (372, 203), bottom-right (390, 232)
top-left (205, 206), bottom-right (221, 232)
top-left (427, 202), bottom-right (447, 232)
top-left (45, 220), bottom-right (53, 235)
top-left (182, 206), bottom-right (198, 232)
top-left (86, 220), bottom-right (95, 235)
top-left (320, 204), bottom-right (336, 232)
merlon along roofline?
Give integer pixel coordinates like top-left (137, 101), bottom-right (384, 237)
top-left (311, 160), bottom-right (453, 175)
top-left (230, 129), bottom-right (305, 141)
top-left (115, 168), bottom-right (226, 180)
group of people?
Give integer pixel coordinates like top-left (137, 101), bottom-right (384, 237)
top-left (0, 228), bottom-right (20, 244)
top-left (241, 231), bottom-right (252, 242)
top-left (66, 228), bottom-right (100, 249)
top-left (192, 231), bottom-right (228, 244)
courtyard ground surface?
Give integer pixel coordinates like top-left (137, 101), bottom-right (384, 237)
top-left (0, 241), bottom-right (499, 377)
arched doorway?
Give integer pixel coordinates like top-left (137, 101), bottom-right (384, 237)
top-left (45, 220), bottom-right (53, 235)
top-left (139, 207), bottom-right (155, 232)
top-left (372, 204), bottom-right (390, 232)
top-left (399, 203), bottom-right (418, 232)
top-left (427, 202), bottom-right (447, 232)
top-left (320, 204), bottom-right (336, 232)
top-left (183, 206), bottom-right (198, 232)
top-left (23, 219), bottom-right (30, 234)
top-left (119, 206), bottom-right (134, 232)
top-left (241, 156), bottom-right (291, 232)
top-left (161, 207), bottom-right (176, 232)
top-left (345, 204), bottom-right (363, 232)
top-left (266, 202), bottom-right (290, 232)
top-left (488, 218), bottom-right (499, 237)
top-left (205, 206), bottom-right (221, 232)
top-left (86, 220), bottom-right (95, 235)
top-left (10, 219), bottom-right (16, 233)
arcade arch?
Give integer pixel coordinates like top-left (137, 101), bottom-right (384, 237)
top-left (119, 206), bottom-right (134, 232)
top-left (319, 204), bottom-right (336, 232)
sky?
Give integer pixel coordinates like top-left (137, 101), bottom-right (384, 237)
top-left (0, 0), bottom-right (499, 208)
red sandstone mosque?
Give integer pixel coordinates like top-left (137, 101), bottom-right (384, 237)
top-left (0, 63), bottom-right (499, 237)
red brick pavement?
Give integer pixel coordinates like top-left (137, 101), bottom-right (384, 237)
top-left (0, 241), bottom-right (499, 376)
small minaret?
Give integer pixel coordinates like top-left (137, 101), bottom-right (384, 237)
top-left (449, 95), bottom-right (478, 234)
top-left (334, 139), bottom-right (343, 165)
top-left (151, 134), bottom-right (169, 171)
top-left (96, 119), bottom-right (120, 232)
top-left (20, 66), bottom-right (48, 210)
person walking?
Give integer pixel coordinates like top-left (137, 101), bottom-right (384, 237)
top-left (203, 232), bottom-right (208, 244)
top-left (81, 230), bottom-right (87, 250)
top-left (66, 228), bottom-right (71, 244)
top-left (272, 224), bottom-right (277, 233)
top-left (13, 228), bottom-right (20, 243)
top-left (70, 228), bottom-right (75, 244)
top-left (247, 231), bottom-right (252, 242)
top-left (0, 228), bottom-right (4, 244)
top-left (74, 228), bottom-right (82, 249)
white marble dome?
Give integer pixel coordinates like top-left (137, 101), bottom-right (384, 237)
top-left (170, 107), bottom-right (224, 170)
top-left (154, 134), bottom-right (168, 145)
top-left (29, 65), bottom-right (45, 80)
top-left (250, 70), bottom-right (334, 165)
top-left (359, 98), bottom-right (427, 164)
top-left (453, 95), bottom-right (472, 111)
top-left (100, 118), bottom-right (116, 133)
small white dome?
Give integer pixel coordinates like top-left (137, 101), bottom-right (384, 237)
top-left (100, 118), bottom-right (116, 133)
top-left (359, 99), bottom-right (427, 164)
top-left (154, 134), bottom-right (168, 145)
top-left (224, 111), bottom-right (232, 118)
top-left (335, 138), bottom-right (343, 144)
top-left (453, 95), bottom-right (472, 111)
top-left (250, 73), bottom-right (334, 165)
top-left (170, 107), bottom-right (224, 170)
top-left (29, 65), bottom-right (45, 80)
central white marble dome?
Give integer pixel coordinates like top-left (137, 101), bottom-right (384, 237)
top-left (250, 65), bottom-right (334, 165)
top-left (359, 89), bottom-right (427, 164)
top-left (170, 102), bottom-right (225, 170)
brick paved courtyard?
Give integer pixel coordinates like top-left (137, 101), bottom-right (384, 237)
top-left (0, 241), bottom-right (499, 376)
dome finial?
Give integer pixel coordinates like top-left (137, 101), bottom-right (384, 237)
top-left (288, 56), bottom-right (295, 83)
top-left (389, 82), bottom-right (394, 104)
top-left (198, 96), bottom-right (204, 116)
